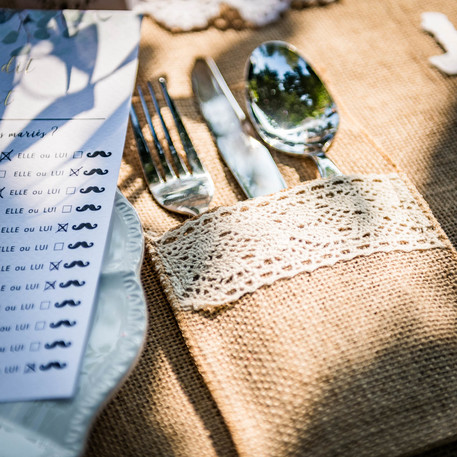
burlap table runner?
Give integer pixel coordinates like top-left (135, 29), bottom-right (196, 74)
top-left (75, 0), bottom-right (457, 455)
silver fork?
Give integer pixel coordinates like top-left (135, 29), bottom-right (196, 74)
top-left (130, 77), bottom-right (214, 217)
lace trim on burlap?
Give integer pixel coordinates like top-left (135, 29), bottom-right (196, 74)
top-left (149, 174), bottom-right (446, 311)
top-left (127, 0), bottom-right (337, 32)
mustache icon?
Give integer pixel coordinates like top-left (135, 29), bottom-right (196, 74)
top-left (84, 168), bottom-right (108, 176)
top-left (50, 320), bottom-right (76, 328)
top-left (39, 361), bottom-right (67, 371)
top-left (68, 241), bottom-right (94, 249)
top-left (80, 186), bottom-right (105, 194)
top-left (87, 150), bottom-right (112, 158)
top-left (45, 340), bottom-right (72, 349)
top-left (72, 222), bottom-right (98, 230)
top-left (76, 204), bottom-right (101, 212)
top-left (59, 279), bottom-right (86, 288)
top-left (55, 299), bottom-right (81, 308)
top-left (64, 260), bottom-right (90, 268)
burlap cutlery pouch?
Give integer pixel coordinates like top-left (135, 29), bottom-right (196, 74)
top-left (146, 173), bottom-right (457, 457)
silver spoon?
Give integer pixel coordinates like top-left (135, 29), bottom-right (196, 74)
top-left (245, 40), bottom-right (342, 178)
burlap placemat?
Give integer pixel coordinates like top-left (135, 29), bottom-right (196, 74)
top-left (77, 0), bottom-right (457, 455)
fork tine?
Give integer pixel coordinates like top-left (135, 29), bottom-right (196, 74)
top-left (146, 81), bottom-right (189, 177)
top-left (158, 77), bottom-right (205, 175)
top-left (129, 104), bottom-right (163, 187)
top-left (137, 86), bottom-right (176, 180)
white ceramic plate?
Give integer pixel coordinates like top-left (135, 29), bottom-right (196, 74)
top-left (0, 190), bottom-right (147, 457)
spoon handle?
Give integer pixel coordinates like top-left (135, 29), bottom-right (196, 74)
top-left (312, 153), bottom-right (342, 178)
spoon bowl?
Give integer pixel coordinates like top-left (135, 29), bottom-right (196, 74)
top-left (245, 40), bottom-right (342, 177)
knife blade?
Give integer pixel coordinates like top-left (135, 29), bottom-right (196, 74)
top-left (191, 57), bottom-right (286, 198)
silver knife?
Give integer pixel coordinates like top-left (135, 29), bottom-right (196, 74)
top-left (191, 57), bottom-right (286, 198)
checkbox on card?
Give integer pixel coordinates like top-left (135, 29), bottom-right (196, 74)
top-left (35, 321), bottom-right (46, 331)
top-left (73, 151), bottom-right (83, 159)
top-left (54, 242), bottom-right (64, 251)
top-left (0, 170), bottom-right (5, 178)
top-left (62, 205), bottom-right (72, 213)
top-left (30, 342), bottom-right (40, 351)
top-left (40, 301), bottom-right (51, 310)
top-left (66, 187), bottom-right (76, 195)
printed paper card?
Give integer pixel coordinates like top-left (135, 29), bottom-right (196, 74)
top-left (0, 9), bottom-right (141, 402)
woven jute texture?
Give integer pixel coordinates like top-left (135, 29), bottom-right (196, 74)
top-left (174, 248), bottom-right (457, 457)
top-left (78, 0), bottom-right (457, 456)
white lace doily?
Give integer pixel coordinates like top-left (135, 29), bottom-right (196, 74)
top-left (149, 174), bottom-right (446, 311)
top-left (126, 0), bottom-right (337, 31)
